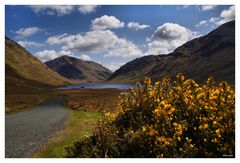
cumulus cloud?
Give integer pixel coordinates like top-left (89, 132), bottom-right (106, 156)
top-left (218, 6), bottom-right (235, 24)
top-left (200, 5), bottom-right (217, 11)
top-left (91, 15), bottom-right (124, 30)
top-left (46, 30), bottom-right (143, 58)
top-left (195, 20), bottom-right (208, 27)
top-left (79, 54), bottom-right (93, 61)
top-left (46, 33), bottom-right (68, 45)
top-left (127, 22), bottom-right (150, 30)
top-left (29, 5), bottom-right (75, 16)
top-left (146, 23), bottom-right (197, 55)
top-left (78, 5), bottom-right (99, 14)
top-left (151, 23), bottom-right (195, 41)
top-left (104, 38), bottom-right (143, 57)
top-left (35, 50), bottom-right (72, 62)
top-left (208, 6), bottom-right (235, 26)
top-left (61, 30), bottom-right (118, 52)
top-left (15, 27), bottom-right (41, 38)
top-left (17, 40), bottom-right (43, 47)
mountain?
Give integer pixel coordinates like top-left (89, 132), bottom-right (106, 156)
top-left (45, 55), bottom-right (112, 83)
top-left (109, 21), bottom-right (235, 85)
top-left (6, 37), bottom-right (72, 93)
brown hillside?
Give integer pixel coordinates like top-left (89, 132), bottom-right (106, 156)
top-left (109, 21), bottom-right (235, 85)
top-left (5, 37), bottom-right (72, 91)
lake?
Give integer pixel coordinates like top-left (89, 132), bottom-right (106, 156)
top-left (57, 83), bottom-right (136, 90)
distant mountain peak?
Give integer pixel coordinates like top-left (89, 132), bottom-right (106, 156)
top-left (51, 55), bottom-right (74, 62)
top-left (45, 55), bottom-right (112, 82)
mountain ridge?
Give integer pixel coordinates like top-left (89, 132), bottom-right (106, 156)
top-left (5, 37), bottom-right (72, 94)
top-left (109, 21), bottom-right (235, 85)
top-left (45, 55), bottom-right (112, 83)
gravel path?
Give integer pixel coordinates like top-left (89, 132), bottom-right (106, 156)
top-left (5, 99), bottom-right (68, 158)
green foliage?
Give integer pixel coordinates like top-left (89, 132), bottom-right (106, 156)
top-left (65, 73), bottom-right (235, 158)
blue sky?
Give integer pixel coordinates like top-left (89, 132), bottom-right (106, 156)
top-left (5, 5), bottom-right (235, 71)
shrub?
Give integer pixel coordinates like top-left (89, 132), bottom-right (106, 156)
top-left (65, 73), bottom-right (235, 158)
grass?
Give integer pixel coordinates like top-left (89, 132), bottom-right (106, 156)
top-left (34, 110), bottom-right (102, 158)
top-left (55, 88), bottom-right (121, 113)
top-left (5, 94), bottom-right (50, 113)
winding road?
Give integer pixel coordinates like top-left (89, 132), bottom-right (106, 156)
top-left (5, 99), bottom-right (68, 158)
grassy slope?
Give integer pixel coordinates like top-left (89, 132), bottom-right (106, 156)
top-left (5, 37), bottom-right (73, 113)
top-left (6, 37), bottom-right (72, 86)
top-left (35, 110), bottom-right (102, 158)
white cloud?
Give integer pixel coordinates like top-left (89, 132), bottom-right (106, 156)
top-left (35, 50), bottom-right (58, 62)
top-left (200, 5), bottom-right (217, 11)
top-left (15, 27), bottom-right (41, 38)
top-left (91, 15), bottom-right (124, 30)
top-left (61, 30), bottom-right (118, 52)
top-left (46, 30), bottom-right (143, 58)
top-left (29, 5), bottom-right (99, 16)
top-left (45, 33), bottom-right (68, 45)
top-left (59, 50), bottom-right (72, 56)
top-left (17, 40), bottom-right (43, 47)
top-left (105, 38), bottom-right (143, 57)
top-left (195, 20), bottom-right (208, 27)
top-left (209, 17), bottom-right (221, 23)
top-left (79, 54), bottom-right (93, 61)
top-left (104, 62), bottom-right (125, 72)
top-left (218, 6), bottom-right (235, 24)
top-left (35, 50), bottom-right (72, 62)
top-left (78, 5), bottom-right (99, 14)
top-left (29, 5), bottom-right (75, 16)
top-left (151, 23), bottom-right (195, 41)
top-left (208, 6), bottom-right (235, 25)
top-left (127, 22), bottom-right (150, 30)
top-left (146, 23), bottom-right (197, 55)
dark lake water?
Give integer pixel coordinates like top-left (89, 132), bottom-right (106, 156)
top-left (57, 83), bottom-right (136, 90)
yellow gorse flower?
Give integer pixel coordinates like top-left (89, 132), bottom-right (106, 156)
top-left (177, 136), bottom-right (181, 141)
top-left (156, 136), bottom-right (166, 142)
top-left (149, 128), bottom-right (158, 136)
top-left (211, 138), bottom-right (218, 143)
top-left (203, 124), bottom-right (209, 129)
top-left (85, 73), bottom-right (235, 158)
top-left (215, 129), bottom-right (220, 135)
top-left (213, 121), bottom-right (218, 125)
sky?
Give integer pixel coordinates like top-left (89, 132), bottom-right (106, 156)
top-left (5, 5), bottom-right (235, 72)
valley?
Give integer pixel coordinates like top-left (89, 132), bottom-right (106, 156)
top-left (5, 19), bottom-right (235, 158)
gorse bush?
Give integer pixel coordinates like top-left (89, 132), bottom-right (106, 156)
top-left (65, 73), bottom-right (235, 158)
